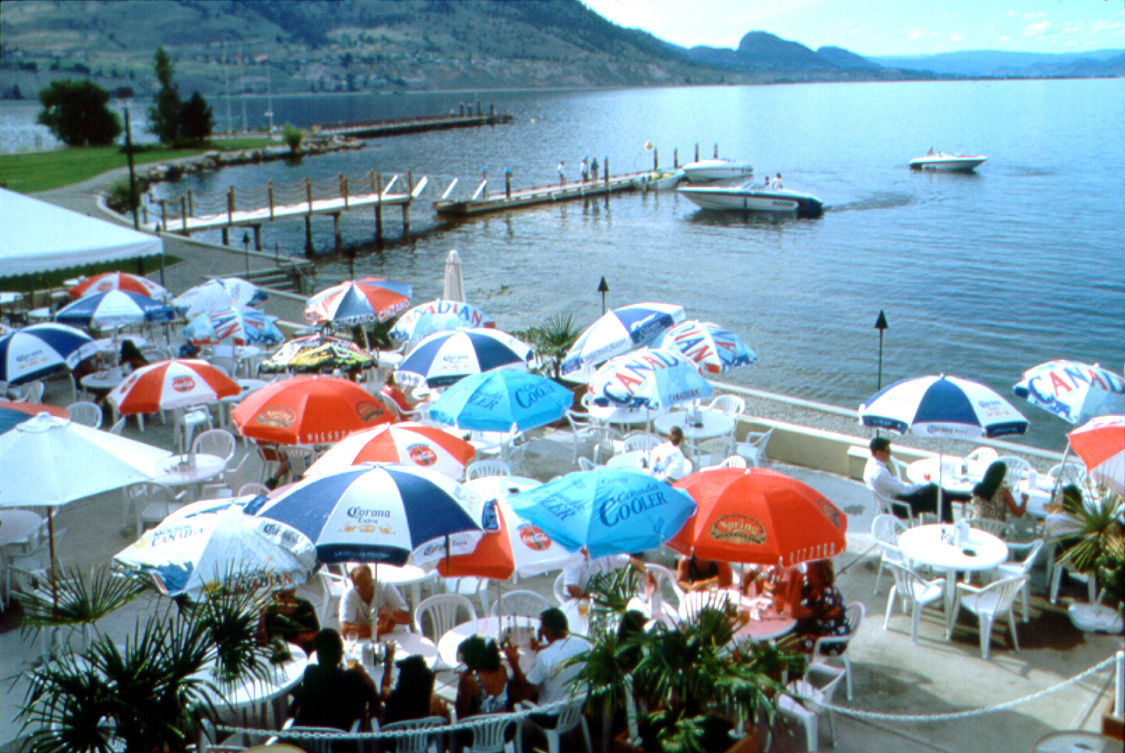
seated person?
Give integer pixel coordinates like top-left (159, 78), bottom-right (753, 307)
top-left (380, 646), bottom-right (449, 724)
top-left (258, 587), bottom-right (320, 655)
top-left (503, 607), bottom-right (592, 707)
top-left (562, 549), bottom-right (646, 600)
top-left (970, 460), bottom-right (1029, 522)
top-left (119, 339), bottom-right (149, 372)
top-left (675, 553), bottom-right (733, 593)
top-left (455, 635), bottom-right (510, 720)
top-left (649, 426), bottom-right (691, 483)
top-left (792, 559), bottom-right (849, 655)
top-left (338, 563), bottom-right (411, 640)
top-left (290, 628), bottom-right (380, 733)
top-left (739, 564), bottom-right (781, 599)
top-left (863, 437), bottom-right (971, 522)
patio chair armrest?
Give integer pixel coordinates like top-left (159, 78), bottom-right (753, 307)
top-left (954, 580), bottom-right (984, 595)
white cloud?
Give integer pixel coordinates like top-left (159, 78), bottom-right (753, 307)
top-left (1022, 11), bottom-right (1047, 20)
top-left (950, 33), bottom-right (964, 43)
top-left (1007, 10), bottom-right (1017, 18)
top-left (999, 35), bottom-right (1011, 42)
top-left (1023, 21), bottom-right (1050, 36)
top-left (907, 28), bottom-right (926, 41)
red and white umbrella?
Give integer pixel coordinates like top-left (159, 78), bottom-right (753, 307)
top-left (69, 272), bottom-right (170, 301)
top-left (1067, 415), bottom-right (1125, 493)
top-left (107, 359), bottom-right (239, 415)
top-left (305, 421), bottom-right (474, 479)
top-left (304, 277), bottom-right (413, 327)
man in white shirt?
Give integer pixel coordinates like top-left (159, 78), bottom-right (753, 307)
top-left (504, 607), bottom-right (592, 705)
top-left (649, 426), bottom-right (691, 483)
top-left (338, 563), bottom-right (410, 639)
top-left (562, 549), bottom-right (646, 599)
top-left (863, 437), bottom-right (969, 522)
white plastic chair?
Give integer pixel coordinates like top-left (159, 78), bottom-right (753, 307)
top-left (883, 561), bottom-right (946, 644)
top-left (414, 593), bottom-right (477, 646)
top-left (622, 432), bottom-right (661, 453)
top-left (644, 562), bottom-right (684, 621)
top-left (128, 482), bottom-right (188, 537)
top-left (812, 601), bottom-right (864, 701)
top-left (107, 416), bottom-right (127, 435)
top-left (316, 567), bottom-right (349, 628)
top-left (734, 427), bottom-right (774, 468)
top-left (577, 456), bottom-right (597, 471)
top-left (964, 446), bottom-right (999, 473)
top-left (466, 459), bottom-right (511, 480)
top-left (1047, 459), bottom-right (1088, 486)
top-left (565, 409), bottom-right (603, 464)
top-left (461, 711), bottom-right (519, 752)
top-left (489, 589), bottom-right (551, 619)
top-left (379, 716), bottom-right (446, 753)
top-left (14, 379), bottom-right (45, 403)
top-left (718, 455), bottom-right (747, 468)
top-left (237, 482), bottom-right (271, 497)
top-left (522, 697), bottom-right (593, 753)
top-left (173, 405), bottom-right (213, 454)
top-left (707, 394), bottom-right (745, 417)
top-left (964, 517), bottom-right (1012, 539)
top-left (65, 400), bottom-right (103, 428)
top-left (871, 513), bottom-right (908, 595)
top-left (192, 428), bottom-right (237, 464)
top-left (444, 576), bottom-right (491, 616)
top-left (694, 436), bottom-right (734, 468)
top-left (950, 575), bottom-right (1027, 659)
top-left (995, 538), bottom-right (1044, 623)
top-left (553, 571), bottom-right (569, 605)
top-left (993, 455), bottom-right (1036, 484)
top-left (777, 662), bottom-right (846, 752)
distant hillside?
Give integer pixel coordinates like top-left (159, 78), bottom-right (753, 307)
top-left (872, 49), bottom-right (1125, 77)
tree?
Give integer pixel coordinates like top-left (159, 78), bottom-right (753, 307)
top-left (282, 123), bottom-right (303, 153)
top-left (36, 79), bottom-right (122, 146)
top-left (179, 91), bottom-right (214, 142)
top-left (148, 46), bottom-right (181, 143)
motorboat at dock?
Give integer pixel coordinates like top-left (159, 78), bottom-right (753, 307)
top-left (631, 168), bottom-right (685, 190)
top-left (677, 180), bottom-right (824, 218)
top-left (909, 152), bottom-right (987, 172)
top-left (680, 158), bottom-right (754, 183)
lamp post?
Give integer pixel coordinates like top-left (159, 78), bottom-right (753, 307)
top-left (874, 309), bottom-right (889, 391)
top-left (597, 276), bottom-right (609, 314)
top-left (242, 231), bottom-right (251, 276)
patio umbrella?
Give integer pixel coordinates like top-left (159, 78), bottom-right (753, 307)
top-left (303, 277), bottom-right (413, 327)
top-left (182, 304), bottom-right (284, 346)
top-left (0, 401), bottom-right (69, 433)
top-left (560, 302), bottom-right (686, 377)
top-left (443, 249), bottom-right (465, 302)
top-left (68, 272), bottom-right (170, 301)
top-left (0, 323), bottom-right (99, 385)
top-left (395, 328), bottom-right (532, 389)
top-left (667, 468), bottom-right (847, 566)
top-left (507, 468), bottom-right (697, 558)
top-left (245, 463), bottom-right (488, 566)
top-left (1067, 414), bottom-right (1125, 493)
top-left (654, 320), bottom-right (757, 376)
top-left (173, 277), bottom-right (267, 319)
top-left (55, 289), bottom-right (175, 330)
top-left (230, 375), bottom-right (394, 445)
top-left (1013, 360), bottom-right (1125, 426)
top-left (260, 334), bottom-right (376, 374)
top-left (428, 369), bottom-right (574, 432)
top-left (390, 299), bottom-right (494, 346)
top-left (859, 374), bottom-right (1029, 520)
top-left (305, 421), bottom-right (475, 480)
top-left (114, 506), bottom-right (317, 598)
top-left (587, 347), bottom-right (714, 411)
top-left (106, 359), bottom-right (239, 415)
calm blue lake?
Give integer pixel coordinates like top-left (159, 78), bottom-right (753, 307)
top-left (6, 79), bottom-right (1124, 450)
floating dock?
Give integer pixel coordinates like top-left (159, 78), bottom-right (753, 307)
top-left (433, 171), bottom-right (664, 217)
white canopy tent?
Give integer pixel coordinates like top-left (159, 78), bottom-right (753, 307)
top-left (0, 188), bottom-right (163, 276)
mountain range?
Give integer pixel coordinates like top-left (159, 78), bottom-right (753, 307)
top-left (1, 0), bottom-right (1120, 101)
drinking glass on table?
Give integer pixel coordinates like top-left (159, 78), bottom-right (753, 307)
top-left (577, 598), bottom-right (590, 617)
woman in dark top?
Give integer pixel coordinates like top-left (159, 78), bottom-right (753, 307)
top-left (290, 628), bottom-right (379, 733)
top-left (970, 461), bottom-right (1028, 522)
top-left (792, 559), bottom-right (850, 654)
top-left (675, 553), bottom-right (734, 593)
top-left (455, 635), bottom-right (510, 721)
top-left (380, 646), bottom-right (449, 724)
top-left (119, 339), bottom-right (148, 372)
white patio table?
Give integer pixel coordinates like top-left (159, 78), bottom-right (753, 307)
top-left (201, 643), bottom-right (308, 738)
top-left (678, 589), bottom-right (797, 642)
top-left (150, 453), bottom-right (225, 499)
top-left (897, 524), bottom-right (1009, 617)
top-left (907, 456), bottom-right (1054, 516)
top-left (654, 409), bottom-right (735, 459)
top-left (605, 450), bottom-right (652, 472)
top-left (462, 475), bottom-right (541, 499)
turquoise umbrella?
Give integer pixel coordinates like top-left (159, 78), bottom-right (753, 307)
top-left (428, 369), bottom-right (574, 432)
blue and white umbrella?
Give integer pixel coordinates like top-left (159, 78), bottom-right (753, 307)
top-left (114, 505), bottom-right (317, 598)
top-left (588, 347), bottom-right (714, 411)
top-left (0, 323), bottom-right (99, 384)
top-left (561, 302), bottom-right (686, 377)
top-left (396, 328), bottom-right (532, 389)
top-left (389, 299), bottom-right (494, 346)
top-left (55, 289), bottom-right (174, 330)
top-left (245, 463), bottom-right (488, 566)
top-left (507, 469), bottom-right (697, 558)
top-left (183, 304), bottom-right (284, 346)
top-left (859, 374), bottom-right (1029, 439)
top-left (428, 369), bottom-right (574, 432)
top-left (654, 320), bottom-right (756, 376)
top-left (173, 277), bottom-right (267, 319)
top-left (1013, 360), bottom-right (1125, 425)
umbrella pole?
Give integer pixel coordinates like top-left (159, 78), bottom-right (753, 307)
top-left (373, 561), bottom-right (379, 643)
top-left (47, 506), bottom-right (59, 612)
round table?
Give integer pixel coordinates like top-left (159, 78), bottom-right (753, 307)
top-left (81, 368), bottom-right (127, 393)
top-left (654, 410), bottom-right (735, 443)
top-left (605, 451), bottom-right (651, 472)
top-left (898, 524), bottom-right (1009, 614)
top-left (906, 456), bottom-right (976, 493)
top-left (586, 403), bottom-right (655, 425)
top-left (437, 616), bottom-right (538, 672)
top-left (201, 644), bottom-right (307, 731)
top-left (370, 562), bottom-right (435, 610)
top-left (462, 475), bottom-right (541, 499)
top-left (342, 630), bottom-right (440, 676)
top-left (678, 589), bottom-right (796, 642)
top-left (1032, 730), bottom-right (1117, 752)
top-left (150, 453), bottom-right (226, 492)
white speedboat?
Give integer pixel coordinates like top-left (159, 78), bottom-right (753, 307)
top-left (677, 180), bottom-right (824, 218)
top-left (680, 158), bottom-right (754, 183)
top-left (909, 152), bottom-right (987, 172)
top-left (632, 168), bottom-right (685, 190)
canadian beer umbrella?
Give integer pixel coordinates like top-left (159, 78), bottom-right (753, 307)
top-left (654, 319), bottom-right (757, 376)
top-left (587, 347), bottom-right (714, 411)
top-left (561, 302), bottom-right (686, 377)
top-left (390, 299), bottom-right (494, 346)
top-left (1013, 360), bottom-right (1125, 426)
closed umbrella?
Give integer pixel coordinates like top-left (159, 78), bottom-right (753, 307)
top-left (587, 347), bottom-right (714, 411)
top-left (173, 277), bottom-right (266, 319)
top-left (1013, 360), bottom-right (1125, 426)
top-left (68, 272), bottom-right (170, 301)
top-left (55, 289), bottom-right (175, 330)
top-left (230, 375), bottom-right (394, 445)
top-left (561, 302), bottom-right (686, 377)
top-left (654, 320), bottom-right (757, 376)
top-left (395, 328), bottom-right (532, 389)
top-left (182, 304), bottom-right (284, 346)
top-left (304, 277), bottom-right (413, 327)
top-left (1067, 415), bottom-right (1125, 494)
top-left (106, 359), bottom-right (239, 415)
top-left (428, 369), bottom-right (574, 432)
top-left (305, 422), bottom-right (475, 480)
top-left (390, 299), bottom-right (494, 346)
top-left (443, 249), bottom-right (465, 302)
top-left (0, 323), bottom-right (99, 385)
top-left (507, 468), bottom-right (697, 558)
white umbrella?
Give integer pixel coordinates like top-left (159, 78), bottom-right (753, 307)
top-left (173, 277), bottom-right (266, 319)
top-left (443, 249), bottom-right (465, 302)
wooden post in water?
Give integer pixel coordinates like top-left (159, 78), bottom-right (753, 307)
top-left (227, 187), bottom-right (235, 224)
top-left (252, 224), bottom-right (261, 251)
top-left (694, 143), bottom-right (699, 161)
top-left (505, 168), bottom-right (512, 199)
top-left (268, 182), bottom-right (275, 219)
top-left (159, 199), bottom-right (167, 232)
top-left (402, 172), bottom-right (413, 238)
top-left (340, 174), bottom-right (349, 208)
top-left (332, 213), bottom-right (342, 253)
top-left (674, 148), bottom-right (678, 168)
top-left (304, 216), bottom-right (313, 256)
top-left (603, 158), bottom-right (610, 186)
top-left (713, 143), bottom-right (718, 158)
top-left (221, 227), bottom-right (229, 245)
top-left (187, 190), bottom-right (194, 217)
top-left (653, 149), bottom-right (658, 171)
top-left (180, 197), bottom-right (188, 233)
top-left (374, 172), bottom-right (384, 245)
top-left (305, 177), bottom-right (313, 213)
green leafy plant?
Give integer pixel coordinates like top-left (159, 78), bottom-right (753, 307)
top-left (18, 565), bottom-right (146, 634)
top-left (514, 312), bottom-right (581, 381)
top-left (282, 123), bottom-right (303, 153)
top-left (1058, 487), bottom-right (1125, 612)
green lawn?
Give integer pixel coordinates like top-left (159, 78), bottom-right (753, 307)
top-left (0, 137), bottom-right (273, 194)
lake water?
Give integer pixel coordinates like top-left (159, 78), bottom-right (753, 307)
top-left (5, 79), bottom-right (1123, 451)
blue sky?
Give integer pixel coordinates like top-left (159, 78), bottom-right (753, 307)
top-left (580, 0), bottom-right (1125, 56)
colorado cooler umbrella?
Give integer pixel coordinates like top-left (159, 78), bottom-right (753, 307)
top-left (304, 277), bottom-right (413, 328)
top-left (0, 401), bottom-right (69, 433)
top-left (390, 299), bottom-right (494, 346)
top-left (182, 304), bottom-right (284, 346)
top-left (260, 333), bottom-right (377, 374)
top-left (1013, 360), bottom-right (1125, 426)
top-left (305, 422), bottom-right (475, 480)
top-left (55, 289), bottom-right (175, 330)
top-left (428, 369), bottom-right (574, 432)
top-left (231, 375), bottom-right (394, 445)
top-left (859, 374), bottom-right (1029, 520)
top-left (0, 323), bottom-right (99, 385)
top-left (173, 277), bottom-right (267, 319)
top-left (1067, 415), bottom-right (1125, 494)
top-left (560, 302), bottom-right (686, 378)
top-left (587, 347), bottom-right (714, 411)
top-left (395, 328), bottom-right (532, 389)
top-left (507, 468), bottom-right (697, 558)
top-left (668, 467), bottom-right (847, 566)
top-left (107, 359), bottom-right (239, 415)
top-left (114, 506), bottom-right (317, 598)
top-left (68, 272), bottom-right (170, 301)
top-left (245, 463), bottom-right (488, 567)
top-left (654, 320), bottom-right (757, 376)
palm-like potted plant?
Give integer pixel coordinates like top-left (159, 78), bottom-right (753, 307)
top-left (1058, 486), bottom-right (1125, 632)
top-left (515, 312), bottom-right (581, 382)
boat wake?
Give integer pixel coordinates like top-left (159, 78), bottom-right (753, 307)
top-left (826, 191), bottom-right (913, 213)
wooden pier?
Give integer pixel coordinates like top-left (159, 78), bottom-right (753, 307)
top-left (433, 169), bottom-right (662, 217)
top-left (315, 108), bottom-right (512, 139)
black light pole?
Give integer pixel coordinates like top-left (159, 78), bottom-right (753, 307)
top-left (597, 276), bottom-right (609, 314)
top-left (123, 106), bottom-right (139, 230)
top-left (874, 309), bottom-right (889, 390)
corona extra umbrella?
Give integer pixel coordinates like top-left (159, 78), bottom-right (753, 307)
top-left (55, 289), bottom-right (175, 330)
top-left (230, 375), bottom-right (394, 445)
top-left (390, 299), bottom-right (494, 346)
top-left (304, 277), bottom-right (413, 327)
top-left (667, 467), bottom-right (847, 566)
top-left (0, 323), bottom-right (99, 385)
top-left (68, 272), bottom-right (170, 301)
top-left (654, 320), bottom-right (757, 376)
top-left (561, 302), bottom-right (686, 377)
top-left (107, 359), bottom-right (239, 415)
top-left (305, 422), bottom-right (475, 480)
top-left (1013, 360), bottom-right (1125, 425)
top-left (395, 329), bottom-right (532, 389)
top-left (1067, 415), bottom-right (1125, 493)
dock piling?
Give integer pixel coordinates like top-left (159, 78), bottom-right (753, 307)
top-left (227, 187), bottom-right (235, 225)
top-left (304, 216), bottom-right (313, 256)
top-left (402, 172), bottom-right (413, 238)
top-left (305, 178), bottom-right (313, 214)
top-left (674, 148), bottom-right (678, 168)
top-left (268, 182), bottom-right (275, 219)
top-left (253, 224), bottom-right (261, 251)
top-left (374, 172), bottom-right (384, 244)
top-left (694, 143), bottom-right (699, 161)
top-left (653, 149), bottom-right (659, 171)
top-left (713, 143), bottom-right (719, 158)
top-left (333, 213), bottom-right (342, 253)
top-left (181, 197), bottom-right (188, 233)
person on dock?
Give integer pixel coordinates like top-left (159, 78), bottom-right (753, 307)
top-left (591, 157), bottom-right (599, 181)
top-left (556, 160), bottom-right (566, 186)
top-left (580, 157), bottom-right (589, 182)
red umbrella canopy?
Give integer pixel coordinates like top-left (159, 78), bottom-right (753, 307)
top-left (306, 421), bottom-right (474, 479)
top-left (107, 359), bottom-right (239, 414)
top-left (230, 375), bottom-right (394, 445)
top-left (668, 468), bottom-right (847, 567)
top-left (69, 272), bottom-right (170, 300)
top-left (1067, 414), bottom-right (1125, 493)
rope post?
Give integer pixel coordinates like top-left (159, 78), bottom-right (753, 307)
top-left (603, 157), bottom-right (609, 186)
top-left (226, 187), bottom-right (235, 225)
top-left (402, 171), bottom-right (413, 238)
top-left (653, 148), bottom-right (658, 171)
top-left (674, 147), bottom-right (678, 168)
top-left (369, 169), bottom-right (376, 194)
top-left (694, 143), bottom-right (699, 162)
top-left (306, 177), bottom-right (313, 213)
top-left (713, 143), bottom-right (719, 158)
top-left (268, 181), bottom-right (275, 219)
top-left (159, 199), bottom-right (167, 232)
top-left (187, 189), bottom-right (194, 217)
top-left (340, 174), bottom-right (349, 208)
top-left (180, 197), bottom-right (188, 232)
top-left (374, 172), bottom-right (383, 245)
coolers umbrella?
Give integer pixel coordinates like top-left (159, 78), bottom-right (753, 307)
top-left (560, 302), bottom-right (686, 377)
top-left (427, 369), bottom-right (574, 432)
